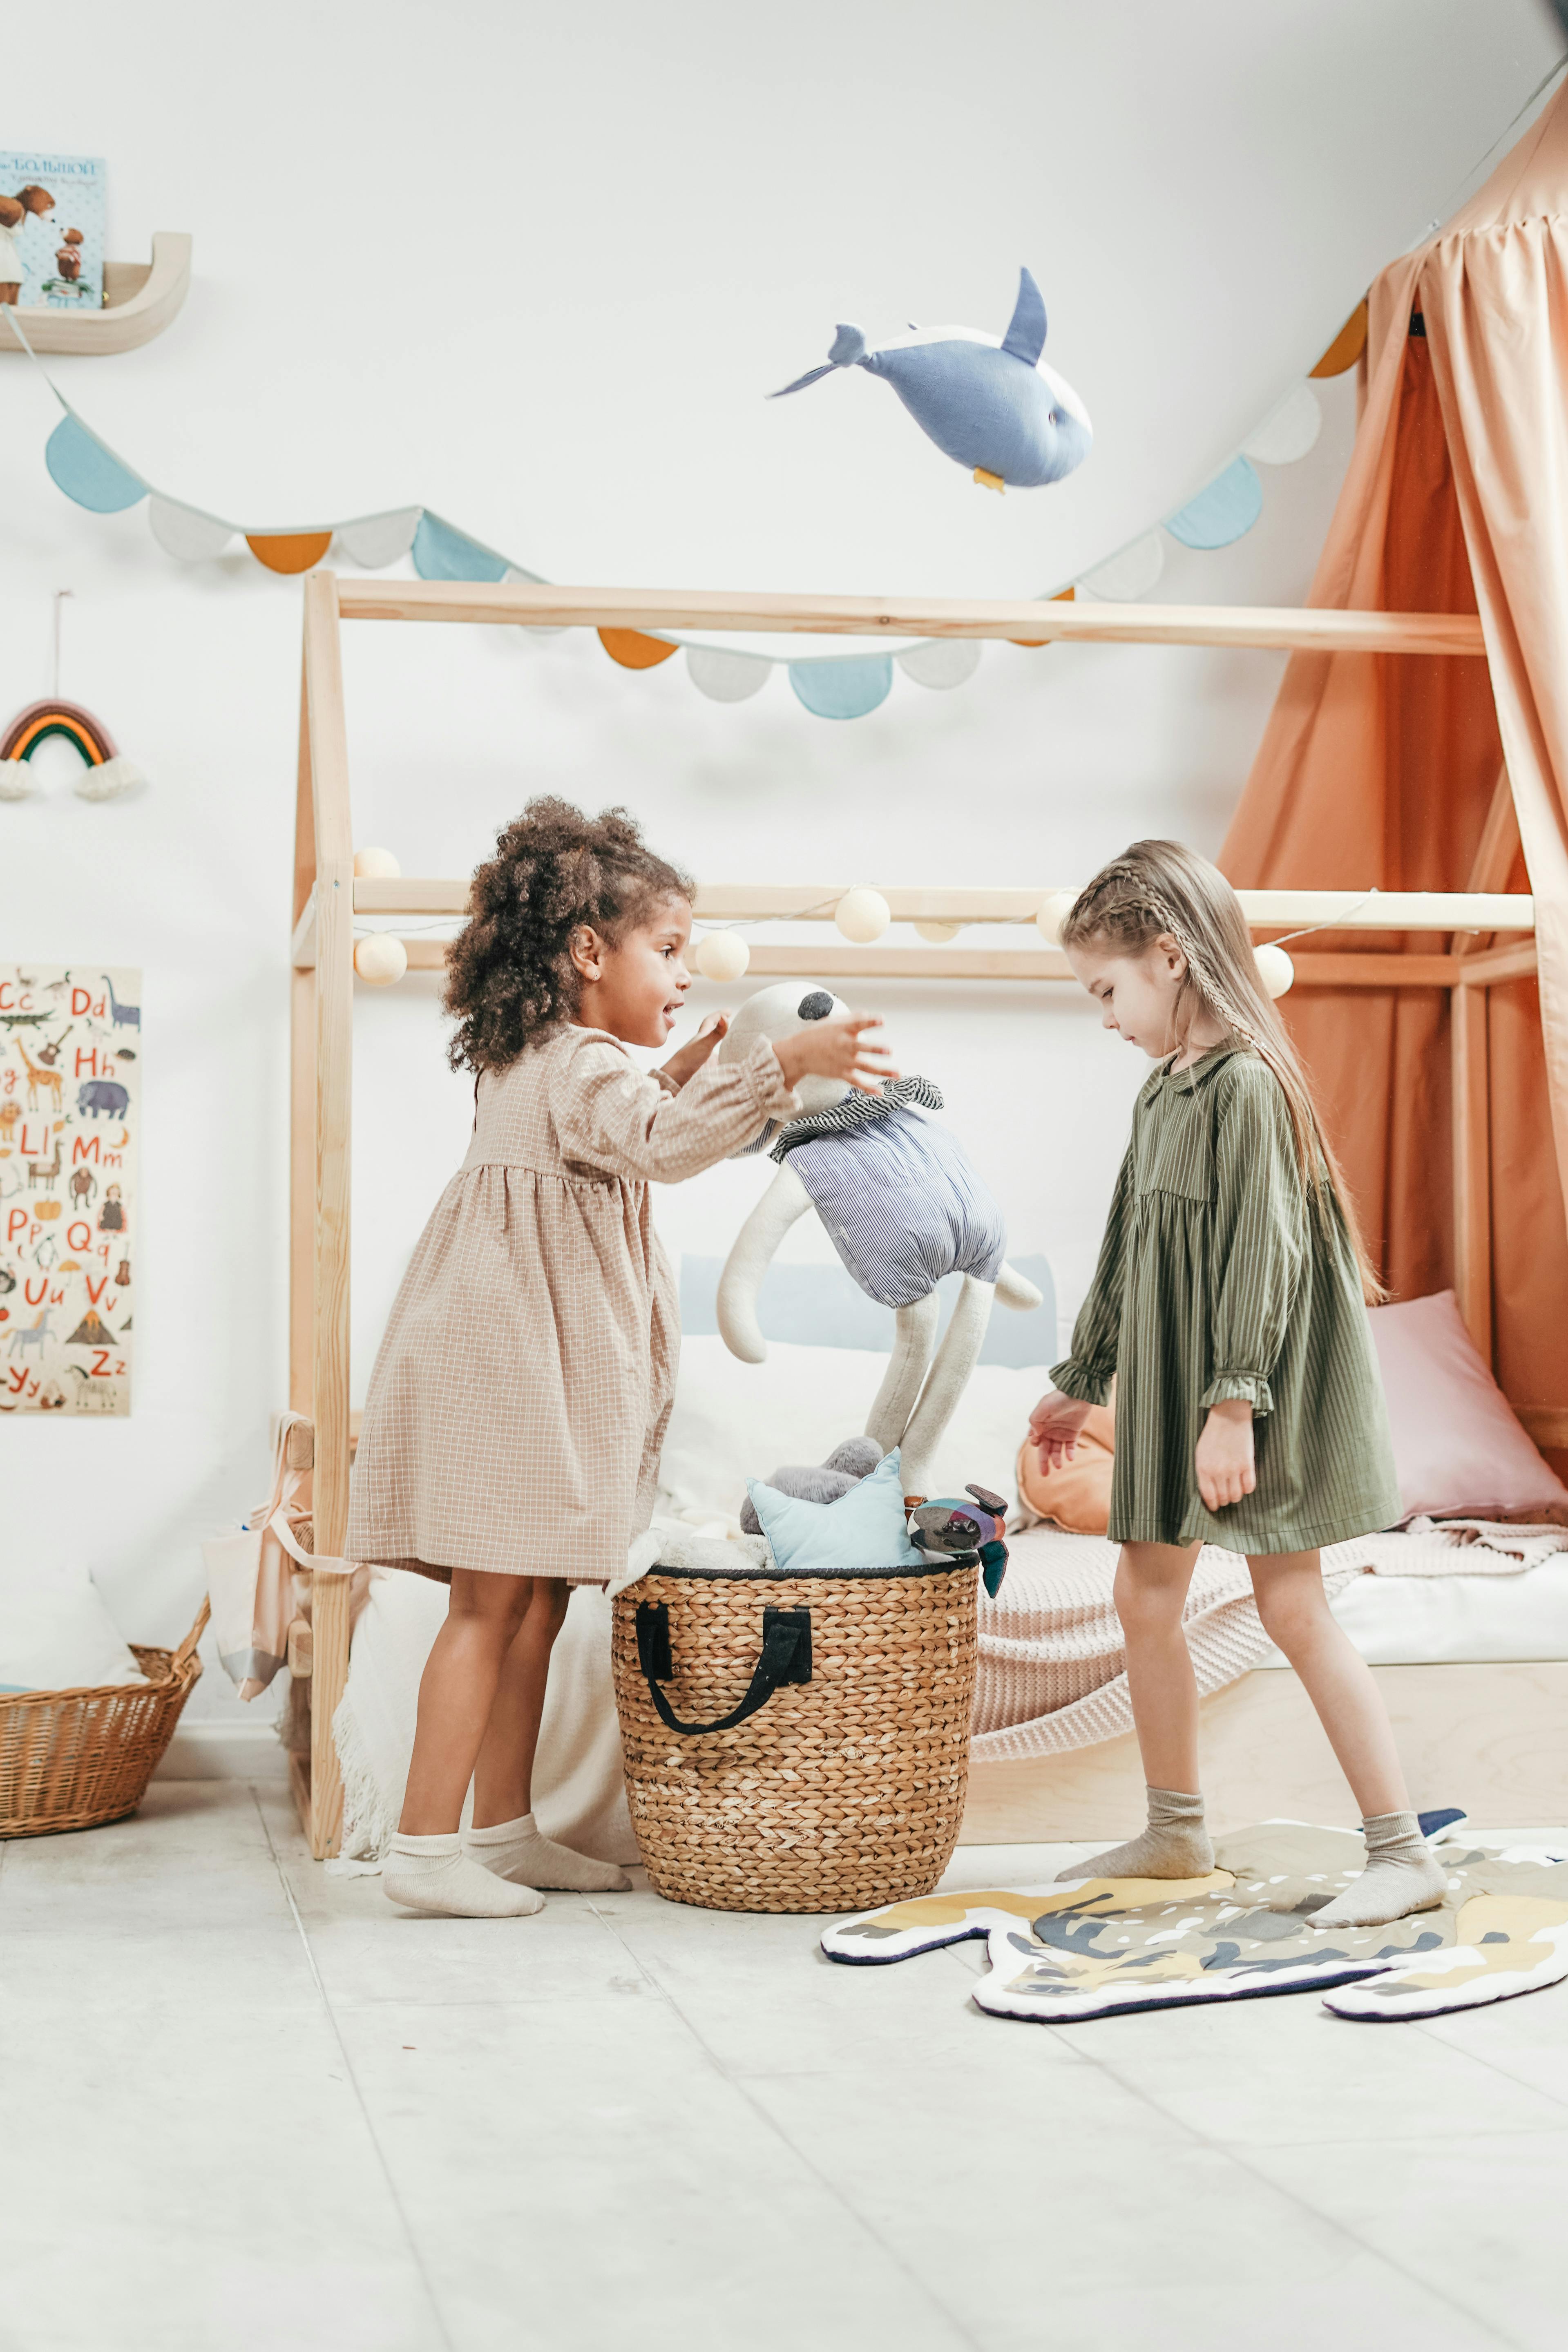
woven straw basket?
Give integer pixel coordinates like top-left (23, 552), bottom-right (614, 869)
top-left (612, 1557), bottom-right (977, 1913)
top-left (0, 1598), bottom-right (209, 1838)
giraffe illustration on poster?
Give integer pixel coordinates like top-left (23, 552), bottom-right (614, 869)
top-left (0, 964), bottom-right (137, 1416)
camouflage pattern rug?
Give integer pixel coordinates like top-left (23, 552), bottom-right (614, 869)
top-left (820, 1822), bottom-right (1568, 2022)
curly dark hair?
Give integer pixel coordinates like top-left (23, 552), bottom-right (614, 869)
top-left (443, 798), bottom-right (695, 1074)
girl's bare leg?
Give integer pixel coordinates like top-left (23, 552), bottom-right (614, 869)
top-left (385, 1570), bottom-right (545, 1917)
top-left (467, 1580), bottom-right (632, 1894)
top-left (399, 1569), bottom-right (532, 1835)
top-left (1118, 1540), bottom-right (1203, 1792)
top-left (1249, 1549), bottom-right (1446, 1927)
top-left (1057, 1541), bottom-right (1215, 1881)
top-left (472, 1577), bottom-right (571, 1827)
top-left (1247, 1550), bottom-right (1407, 1817)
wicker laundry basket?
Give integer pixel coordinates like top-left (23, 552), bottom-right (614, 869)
top-left (0, 1598), bottom-right (209, 1838)
top-left (612, 1557), bottom-right (978, 1913)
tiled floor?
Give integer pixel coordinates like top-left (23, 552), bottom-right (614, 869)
top-left (4, 1783), bottom-right (1566, 2352)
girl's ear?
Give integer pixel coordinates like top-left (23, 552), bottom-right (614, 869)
top-left (1155, 931), bottom-right (1187, 983)
top-left (568, 924), bottom-right (605, 981)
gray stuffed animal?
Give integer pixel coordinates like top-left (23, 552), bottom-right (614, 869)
top-left (737, 1436), bottom-right (881, 1535)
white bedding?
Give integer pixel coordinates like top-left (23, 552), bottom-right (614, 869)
top-left (662, 1337), bottom-right (1568, 1671)
top-left (1260, 1555), bottom-right (1568, 1667)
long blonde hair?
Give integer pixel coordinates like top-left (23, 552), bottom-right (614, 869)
top-left (1062, 840), bottom-right (1383, 1301)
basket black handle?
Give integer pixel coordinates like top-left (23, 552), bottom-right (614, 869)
top-left (634, 1601), bottom-right (812, 1736)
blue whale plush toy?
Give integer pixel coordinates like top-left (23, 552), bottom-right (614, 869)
top-left (771, 266), bottom-right (1091, 492)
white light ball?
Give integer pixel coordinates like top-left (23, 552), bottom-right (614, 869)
top-left (1035, 889), bottom-right (1078, 947)
top-left (914, 918), bottom-right (960, 945)
top-left (354, 934), bottom-right (408, 985)
top-left (835, 887), bottom-right (891, 944)
top-left (353, 845), bottom-right (402, 879)
top-left (1255, 943), bottom-right (1294, 999)
top-left (694, 929), bottom-right (750, 982)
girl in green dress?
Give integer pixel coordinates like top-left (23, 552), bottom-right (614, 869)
top-left (1029, 840), bottom-right (1445, 1929)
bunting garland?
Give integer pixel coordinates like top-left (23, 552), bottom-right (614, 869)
top-left (10, 297), bottom-right (1366, 721)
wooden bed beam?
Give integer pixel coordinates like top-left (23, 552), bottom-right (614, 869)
top-left (384, 940), bottom-right (1532, 989)
top-left (355, 878), bottom-right (1535, 933)
top-left (336, 579), bottom-right (1485, 658)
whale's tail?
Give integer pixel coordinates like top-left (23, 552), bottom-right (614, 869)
top-left (768, 323), bottom-right (867, 398)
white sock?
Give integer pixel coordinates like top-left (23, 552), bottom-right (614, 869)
top-left (1310, 1812), bottom-right (1448, 1931)
top-left (1056, 1787), bottom-right (1215, 1883)
top-left (384, 1830), bottom-right (545, 1918)
top-left (466, 1811), bottom-right (631, 1894)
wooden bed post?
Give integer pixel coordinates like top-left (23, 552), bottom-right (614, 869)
top-left (300, 572), bottom-right (356, 1858)
top-left (289, 650), bottom-right (317, 1417)
top-left (1451, 982), bottom-right (1492, 1361)
top-left (1451, 768), bottom-right (1520, 1367)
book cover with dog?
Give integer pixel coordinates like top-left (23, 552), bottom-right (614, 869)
top-left (1, 966), bottom-right (137, 1417)
top-left (0, 153), bottom-right (106, 311)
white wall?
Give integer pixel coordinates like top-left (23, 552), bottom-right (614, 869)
top-left (1, 2), bottom-right (1559, 1727)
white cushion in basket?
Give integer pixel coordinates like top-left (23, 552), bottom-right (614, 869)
top-left (0, 1568), bottom-right (146, 1693)
top-left (660, 1336), bottom-right (1052, 1527)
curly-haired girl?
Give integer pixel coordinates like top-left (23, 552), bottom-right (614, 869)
top-left (1028, 840), bottom-right (1445, 1930)
top-left (348, 798), bottom-right (892, 1918)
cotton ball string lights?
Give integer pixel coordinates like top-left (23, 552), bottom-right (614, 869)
top-left (695, 929), bottom-right (750, 982)
top-left (914, 919), bottom-right (960, 945)
top-left (1254, 943), bottom-right (1294, 999)
top-left (834, 887), bottom-right (891, 943)
top-left (1034, 889), bottom-right (1078, 947)
top-left (354, 845), bottom-right (402, 879)
top-left (354, 934), bottom-right (408, 986)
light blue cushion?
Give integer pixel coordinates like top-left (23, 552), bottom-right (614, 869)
top-left (746, 1450), bottom-right (924, 1574)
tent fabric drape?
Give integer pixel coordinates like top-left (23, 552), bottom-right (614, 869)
top-left (1223, 84), bottom-right (1568, 1451)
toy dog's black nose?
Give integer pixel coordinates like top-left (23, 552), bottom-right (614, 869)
top-left (798, 991), bottom-right (834, 1021)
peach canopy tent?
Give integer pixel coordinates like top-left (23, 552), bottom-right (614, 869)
top-left (1224, 81), bottom-right (1568, 1472)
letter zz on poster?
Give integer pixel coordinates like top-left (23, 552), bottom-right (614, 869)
top-left (0, 963), bottom-right (138, 1416)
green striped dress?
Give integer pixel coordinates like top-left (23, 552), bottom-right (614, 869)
top-left (1050, 1044), bottom-right (1400, 1554)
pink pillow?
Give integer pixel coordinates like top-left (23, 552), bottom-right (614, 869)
top-left (1367, 1289), bottom-right (1568, 1521)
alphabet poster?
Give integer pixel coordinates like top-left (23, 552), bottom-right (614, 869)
top-left (0, 964), bottom-right (137, 1416)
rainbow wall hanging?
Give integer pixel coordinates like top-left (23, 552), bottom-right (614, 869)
top-left (0, 699), bottom-right (145, 802)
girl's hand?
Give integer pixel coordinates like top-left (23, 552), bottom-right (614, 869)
top-left (774, 1014), bottom-right (897, 1098)
top-left (658, 1011), bottom-right (728, 1090)
top-left (1028, 1390), bottom-right (1093, 1471)
top-left (1195, 1399), bottom-right (1256, 1512)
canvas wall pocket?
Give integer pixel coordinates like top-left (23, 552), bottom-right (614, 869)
top-left (0, 963), bottom-right (137, 1416)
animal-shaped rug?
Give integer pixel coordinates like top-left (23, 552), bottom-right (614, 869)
top-left (821, 1822), bottom-right (1568, 2023)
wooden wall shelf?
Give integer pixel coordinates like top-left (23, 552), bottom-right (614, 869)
top-left (0, 231), bottom-right (192, 355)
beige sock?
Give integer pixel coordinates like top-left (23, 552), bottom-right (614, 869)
top-left (1309, 1812), bottom-right (1448, 1931)
top-left (1057, 1786), bottom-right (1215, 1883)
top-left (384, 1830), bottom-right (545, 1918)
top-left (466, 1811), bottom-right (631, 1894)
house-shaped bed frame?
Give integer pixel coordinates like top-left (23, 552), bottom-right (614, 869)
top-left (285, 571), bottom-right (1564, 1860)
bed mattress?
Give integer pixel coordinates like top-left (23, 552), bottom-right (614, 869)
top-left (1257, 1553), bottom-right (1568, 1667)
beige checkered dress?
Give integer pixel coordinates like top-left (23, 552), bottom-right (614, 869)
top-left (346, 1025), bottom-right (798, 1584)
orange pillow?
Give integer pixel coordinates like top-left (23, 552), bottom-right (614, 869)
top-left (1016, 1404), bottom-right (1116, 1535)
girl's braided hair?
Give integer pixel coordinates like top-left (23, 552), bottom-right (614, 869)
top-left (1062, 839), bottom-right (1383, 1301)
top-left (444, 797), bottom-right (693, 1075)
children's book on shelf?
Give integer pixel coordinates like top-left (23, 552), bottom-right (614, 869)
top-left (0, 153), bottom-right (106, 311)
